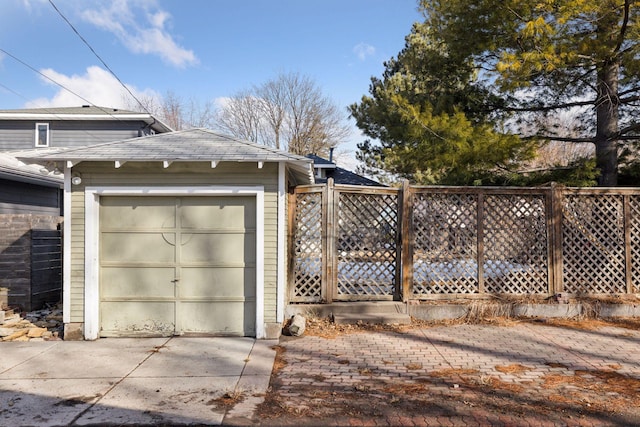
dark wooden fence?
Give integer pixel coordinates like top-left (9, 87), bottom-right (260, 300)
top-left (0, 214), bottom-right (62, 310)
top-left (288, 181), bottom-right (640, 303)
top-left (30, 229), bottom-right (62, 309)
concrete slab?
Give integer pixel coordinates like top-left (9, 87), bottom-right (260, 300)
top-left (409, 303), bottom-right (468, 321)
top-left (599, 303), bottom-right (640, 317)
top-left (75, 376), bottom-right (234, 426)
top-left (0, 378), bottom-right (113, 427)
top-left (132, 337), bottom-right (254, 378)
top-left (513, 303), bottom-right (582, 318)
top-left (0, 342), bottom-right (59, 373)
top-left (0, 337), bottom-right (273, 426)
top-left (1, 338), bottom-right (169, 379)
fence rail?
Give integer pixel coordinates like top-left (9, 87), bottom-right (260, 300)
top-left (288, 181), bottom-right (640, 303)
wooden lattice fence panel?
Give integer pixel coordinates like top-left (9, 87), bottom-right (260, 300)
top-left (289, 184), bottom-right (640, 303)
top-left (630, 196), bottom-right (640, 293)
top-left (561, 194), bottom-right (627, 294)
top-left (412, 192), bottom-right (479, 295)
top-left (335, 191), bottom-right (398, 299)
top-left (290, 191), bottom-right (323, 302)
top-left (483, 194), bottom-right (549, 294)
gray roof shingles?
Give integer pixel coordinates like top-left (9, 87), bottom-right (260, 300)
top-left (18, 128), bottom-right (312, 163)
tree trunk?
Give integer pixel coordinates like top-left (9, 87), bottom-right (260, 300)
top-left (595, 13), bottom-right (620, 187)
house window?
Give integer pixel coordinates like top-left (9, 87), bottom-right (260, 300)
top-left (35, 123), bottom-right (49, 147)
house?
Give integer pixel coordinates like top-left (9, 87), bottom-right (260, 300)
top-left (0, 105), bottom-right (172, 151)
top-left (307, 154), bottom-right (384, 186)
top-left (18, 128), bottom-right (313, 340)
top-left (0, 106), bottom-right (172, 311)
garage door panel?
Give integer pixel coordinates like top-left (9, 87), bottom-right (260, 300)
top-left (102, 267), bottom-right (175, 298)
top-left (180, 301), bottom-right (255, 336)
top-left (102, 232), bottom-right (175, 263)
top-left (180, 267), bottom-right (256, 298)
top-left (180, 233), bottom-right (255, 264)
top-left (101, 301), bottom-right (175, 337)
top-left (181, 197), bottom-right (255, 229)
top-left (100, 195), bottom-right (256, 337)
top-left (101, 197), bottom-right (175, 229)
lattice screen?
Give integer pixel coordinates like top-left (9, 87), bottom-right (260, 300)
top-left (336, 192), bottom-right (398, 299)
top-left (562, 195), bottom-right (627, 294)
top-left (412, 193), bottom-right (479, 295)
top-left (291, 191), bottom-right (323, 302)
top-left (483, 195), bottom-right (548, 294)
top-left (630, 196), bottom-right (640, 293)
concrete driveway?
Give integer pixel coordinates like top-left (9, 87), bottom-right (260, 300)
top-left (0, 337), bottom-right (276, 426)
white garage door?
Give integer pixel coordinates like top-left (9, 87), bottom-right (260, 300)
top-left (99, 196), bottom-right (256, 337)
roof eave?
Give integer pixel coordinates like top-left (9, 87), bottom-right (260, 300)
top-left (0, 112), bottom-right (173, 133)
top-left (0, 169), bottom-right (63, 188)
top-left (14, 156), bottom-right (315, 184)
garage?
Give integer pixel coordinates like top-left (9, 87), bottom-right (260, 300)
top-left (99, 195), bottom-right (256, 337)
top-left (19, 128), bottom-right (314, 340)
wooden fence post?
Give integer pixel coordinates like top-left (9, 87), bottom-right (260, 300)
top-left (623, 195), bottom-right (633, 294)
top-left (549, 182), bottom-right (564, 295)
top-left (476, 191), bottom-right (485, 294)
top-left (324, 178), bottom-right (336, 303)
top-left (399, 180), bottom-right (414, 302)
top-left (287, 190), bottom-right (297, 303)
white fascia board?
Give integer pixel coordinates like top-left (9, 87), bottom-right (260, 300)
top-left (63, 165), bottom-right (72, 324)
top-left (0, 113), bottom-right (153, 121)
top-left (276, 162), bottom-right (286, 323)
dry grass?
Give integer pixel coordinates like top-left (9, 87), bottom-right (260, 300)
top-left (532, 317), bottom-right (640, 331)
top-left (303, 316), bottom-right (414, 338)
top-left (495, 364), bottom-right (533, 374)
top-left (542, 369), bottom-right (640, 414)
top-left (207, 389), bottom-right (245, 410)
top-left (429, 368), bottom-right (480, 378)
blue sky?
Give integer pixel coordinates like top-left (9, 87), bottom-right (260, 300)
top-left (0, 0), bottom-right (422, 165)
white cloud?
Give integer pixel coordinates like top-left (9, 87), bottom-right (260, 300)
top-left (21, 0), bottom-right (48, 13)
top-left (353, 43), bottom-right (376, 61)
top-left (25, 65), bottom-right (161, 111)
top-left (80, 0), bottom-right (198, 68)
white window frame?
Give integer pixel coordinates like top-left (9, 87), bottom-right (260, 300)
top-left (35, 123), bottom-right (50, 147)
top-left (83, 185), bottom-right (265, 340)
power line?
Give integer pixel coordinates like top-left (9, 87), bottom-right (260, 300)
top-left (47, 0), bottom-right (151, 115)
top-left (0, 80), bottom-right (131, 145)
top-left (0, 48), bottom-right (97, 107)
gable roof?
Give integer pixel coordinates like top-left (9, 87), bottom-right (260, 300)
top-left (0, 105), bottom-right (172, 133)
top-left (18, 128), bottom-right (314, 184)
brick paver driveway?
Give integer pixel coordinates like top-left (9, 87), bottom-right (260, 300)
top-left (258, 321), bottom-right (640, 426)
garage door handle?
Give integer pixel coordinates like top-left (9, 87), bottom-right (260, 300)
top-left (171, 279), bottom-right (180, 283)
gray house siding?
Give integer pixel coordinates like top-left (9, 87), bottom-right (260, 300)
top-left (0, 120), bottom-right (155, 151)
top-left (0, 178), bottom-right (62, 215)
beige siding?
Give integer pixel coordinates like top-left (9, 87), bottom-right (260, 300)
top-left (70, 187), bottom-right (85, 322)
top-left (69, 162), bottom-right (280, 326)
